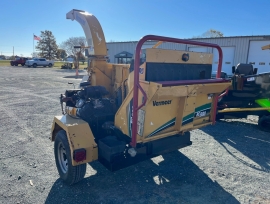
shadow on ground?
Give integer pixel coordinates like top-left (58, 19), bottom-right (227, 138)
top-left (55, 69), bottom-right (86, 73)
top-left (62, 75), bottom-right (85, 79)
top-left (54, 69), bottom-right (87, 79)
top-left (201, 120), bottom-right (270, 173)
top-left (10, 66), bottom-right (52, 69)
top-left (45, 151), bottom-right (238, 204)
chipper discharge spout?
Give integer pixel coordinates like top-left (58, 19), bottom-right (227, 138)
top-left (66, 9), bottom-right (107, 57)
top-left (50, 9), bottom-right (231, 185)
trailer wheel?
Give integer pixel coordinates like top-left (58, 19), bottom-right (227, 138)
top-left (258, 115), bottom-right (270, 132)
top-left (54, 130), bottom-right (86, 185)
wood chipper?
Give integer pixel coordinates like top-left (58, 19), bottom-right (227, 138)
top-left (50, 9), bottom-right (231, 185)
top-left (217, 46), bottom-right (270, 131)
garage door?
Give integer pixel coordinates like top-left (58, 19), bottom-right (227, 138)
top-left (213, 47), bottom-right (235, 75)
top-left (188, 47), bottom-right (208, 53)
top-left (248, 41), bottom-right (270, 73)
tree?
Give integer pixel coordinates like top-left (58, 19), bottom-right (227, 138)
top-left (78, 52), bottom-right (86, 64)
top-left (57, 49), bottom-right (67, 60)
top-left (0, 55), bottom-right (6, 60)
top-left (31, 52), bottom-right (40, 58)
top-left (193, 29), bottom-right (224, 38)
top-left (36, 30), bottom-right (58, 59)
top-left (59, 37), bottom-right (87, 61)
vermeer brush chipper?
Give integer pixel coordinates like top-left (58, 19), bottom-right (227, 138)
top-left (50, 9), bottom-right (231, 185)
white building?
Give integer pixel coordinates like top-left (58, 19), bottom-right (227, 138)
top-left (106, 35), bottom-right (270, 74)
top-left (66, 57), bottom-right (74, 62)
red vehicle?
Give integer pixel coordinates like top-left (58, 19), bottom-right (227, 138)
top-left (10, 57), bottom-right (29, 66)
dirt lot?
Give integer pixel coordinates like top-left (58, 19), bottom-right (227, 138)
top-left (0, 66), bottom-right (269, 204)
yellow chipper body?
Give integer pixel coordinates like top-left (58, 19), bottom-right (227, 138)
top-left (51, 9), bottom-right (231, 185)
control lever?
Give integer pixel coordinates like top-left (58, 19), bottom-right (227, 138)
top-left (68, 82), bottom-right (75, 89)
top-left (60, 94), bottom-right (64, 115)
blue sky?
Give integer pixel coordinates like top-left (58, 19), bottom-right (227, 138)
top-left (0, 0), bottom-right (269, 57)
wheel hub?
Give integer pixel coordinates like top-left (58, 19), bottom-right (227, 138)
top-left (58, 142), bottom-right (68, 173)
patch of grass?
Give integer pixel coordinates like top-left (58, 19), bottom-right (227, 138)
top-left (54, 61), bottom-right (86, 68)
top-left (0, 60), bottom-right (11, 67)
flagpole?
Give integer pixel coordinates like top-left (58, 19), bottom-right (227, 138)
top-left (33, 33), bottom-right (34, 55)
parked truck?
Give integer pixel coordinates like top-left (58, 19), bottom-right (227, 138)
top-left (25, 58), bottom-right (54, 68)
top-left (10, 57), bottom-right (29, 66)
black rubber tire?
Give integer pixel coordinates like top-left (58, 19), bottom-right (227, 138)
top-left (54, 130), bottom-right (86, 185)
top-left (258, 115), bottom-right (270, 132)
top-left (21, 64), bottom-right (25, 66)
top-left (43, 66), bottom-right (46, 67)
top-left (33, 63), bottom-right (37, 68)
top-left (48, 63), bottom-right (52, 67)
top-left (28, 66), bottom-right (30, 67)
top-left (11, 62), bottom-right (14, 66)
top-left (15, 63), bottom-right (18, 66)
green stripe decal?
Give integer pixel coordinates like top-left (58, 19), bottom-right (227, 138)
top-left (182, 112), bottom-right (194, 122)
top-left (147, 103), bottom-right (213, 137)
top-left (195, 103), bottom-right (211, 112)
top-left (147, 118), bottom-right (176, 138)
top-left (182, 103), bottom-right (212, 126)
top-left (182, 112), bottom-right (194, 126)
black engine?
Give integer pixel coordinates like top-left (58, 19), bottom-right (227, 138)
top-left (63, 86), bottom-right (115, 138)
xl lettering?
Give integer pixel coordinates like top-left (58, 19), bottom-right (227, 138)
top-left (196, 111), bottom-right (206, 117)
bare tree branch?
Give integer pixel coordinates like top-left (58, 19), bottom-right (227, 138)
top-left (193, 29), bottom-right (224, 38)
top-left (59, 37), bottom-right (87, 60)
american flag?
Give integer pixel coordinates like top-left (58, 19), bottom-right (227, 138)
top-left (34, 35), bottom-right (41, 41)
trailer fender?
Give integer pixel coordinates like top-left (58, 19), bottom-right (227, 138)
top-left (51, 115), bottom-right (98, 165)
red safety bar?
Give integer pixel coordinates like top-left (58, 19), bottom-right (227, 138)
top-left (130, 35), bottom-right (224, 147)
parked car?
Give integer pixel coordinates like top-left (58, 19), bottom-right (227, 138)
top-left (25, 58), bottom-right (54, 68)
top-left (10, 57), bottom-right (29, 66)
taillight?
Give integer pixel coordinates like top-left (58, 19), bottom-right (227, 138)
top-left (73, 149), bottom-right (86, 162)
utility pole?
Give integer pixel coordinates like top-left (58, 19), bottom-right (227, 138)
top-left (13, 46), bottom-right (14, 59)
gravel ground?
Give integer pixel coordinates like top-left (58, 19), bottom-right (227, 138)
top-left (0, 66), bottom-right (269, 204)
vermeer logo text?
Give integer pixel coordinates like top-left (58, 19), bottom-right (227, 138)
top-left (153, 100), bottom-right (172, 106)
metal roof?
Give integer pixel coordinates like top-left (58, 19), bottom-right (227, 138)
top-left (107, 35), bottom-right (270, 44)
